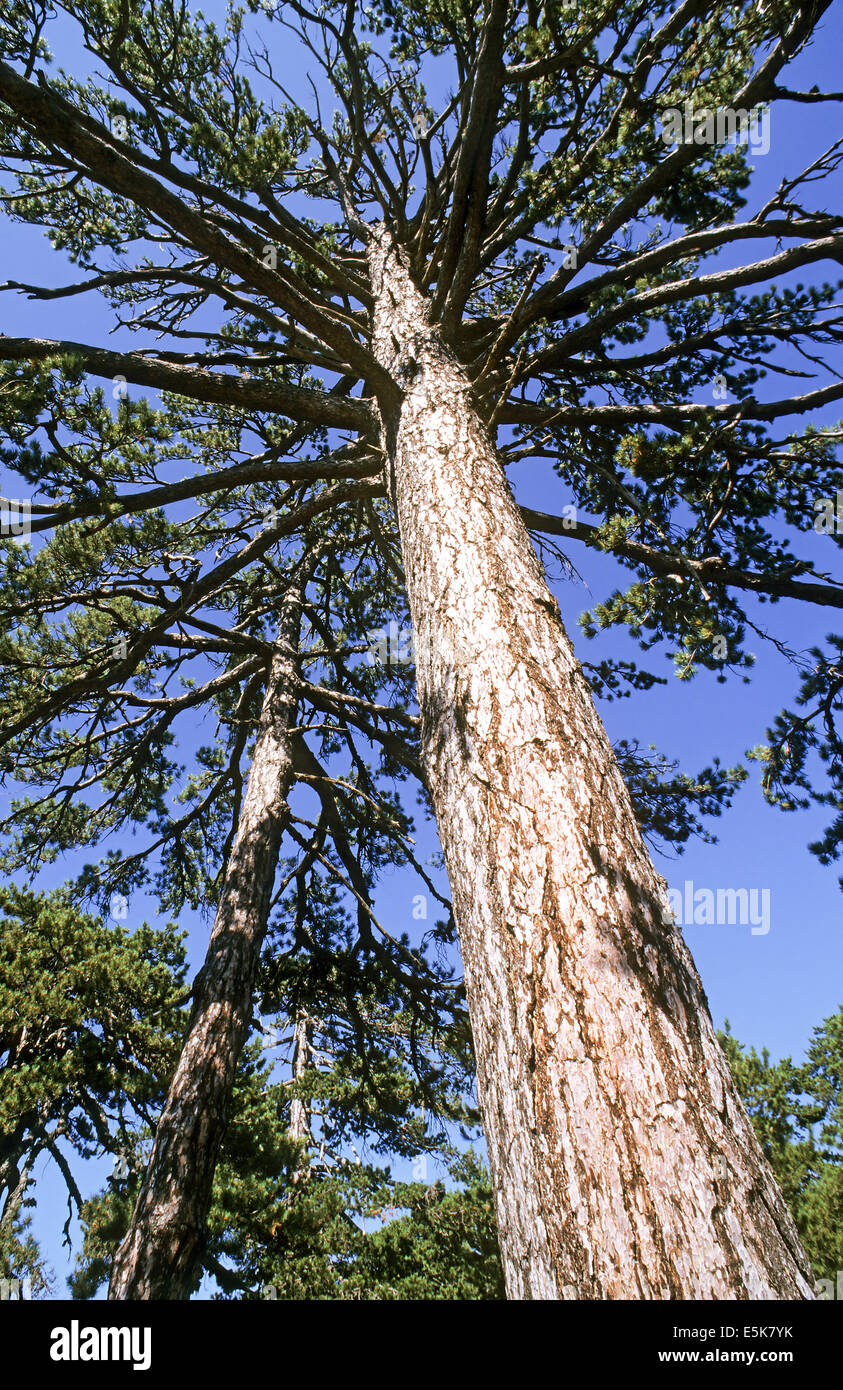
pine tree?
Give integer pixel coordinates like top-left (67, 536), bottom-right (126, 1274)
top-left (70, 873), bottom-right (502, 1300)
top-left (1, 0), bottom-right (842, 1297)
top-left (0, 884), bottom-right (188, 1288)
top-left (721, 1009), bottom-right (843, 1284)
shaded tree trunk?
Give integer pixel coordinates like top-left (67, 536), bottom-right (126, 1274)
top-left (108, 593), bottom-right (302, 1300)
top-left (369, 228), bottom-right (815, 1301)
top-left (0, 1155), bottom-right (32, 1246)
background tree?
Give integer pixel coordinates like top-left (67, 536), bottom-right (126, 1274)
top-left (0, 884), bottom-right (187, 1293)
top-left (68, 867), bottom-right (504, 1300)
top-left (4, 875), bottom-right (838, 1301)
top-left (720, 1008), bottom-right (843, 1283)
top-left (0, 359), bottom-right (450, 1292)
top-left (0, 360), bottom-right (744, 1295)
top-left (0, 0), bottom-right (842, 1297)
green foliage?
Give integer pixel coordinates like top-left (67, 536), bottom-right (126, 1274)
top-left (0, 884), bottom-right (187, 1277)
top-left (343, 1152), bottom-right (505, 1300)
top-left (721, 1008), bottom-right (843, 1281)
top-left (615, 741), bottom-right (747, 852)
top-left (0, 0), bottom-right (841, 1298)
top-left (749, 637), bottom-right (843, 882)
top-left (70, 1032), bottom-right (503, 1299)
top-left (202, 1058), bottom-right (503, 1301)
top-left (0, 0), bottom-right (838, 874)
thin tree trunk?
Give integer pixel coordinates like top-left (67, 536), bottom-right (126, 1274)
top-left (0, 1156), bottom-right (32, 1244)
top-left (288, 1015), bottom-right (311, 1146)
top-left (108, 593), bottom-right (302, 1300)
top-left (369, 227), bottom-right (815, 1301)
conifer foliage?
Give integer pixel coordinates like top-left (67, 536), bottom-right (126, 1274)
top-left (0, 0), bottom-right (841, 1297)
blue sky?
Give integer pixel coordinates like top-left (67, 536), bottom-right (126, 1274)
top-left (1, 0), bottom-right (841, 1293)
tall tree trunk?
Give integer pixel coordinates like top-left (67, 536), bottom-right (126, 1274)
top-left (108, 593), bottom-right (302, 1300)
top-left (288, 1014), bottom-right (311, 1146)
top-left (369, 228), bottom-right (815, 1301)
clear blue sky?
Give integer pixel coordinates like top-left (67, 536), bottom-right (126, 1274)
top-left (1, 1), bottom-right (841, 1293)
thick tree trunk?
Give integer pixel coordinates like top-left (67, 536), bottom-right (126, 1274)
top-left (108, 596), bottom-right (301, 1300)
top-left (369, 228), bottom-right (815, 1301)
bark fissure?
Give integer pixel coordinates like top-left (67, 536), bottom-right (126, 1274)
top-left (368, 226), bottom-right (815, 1301)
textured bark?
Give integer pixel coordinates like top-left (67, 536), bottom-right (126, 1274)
top-left (369, 228), bottom-right (815, 1301)
top-left (108, 596), bottom-right (301, 1300)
